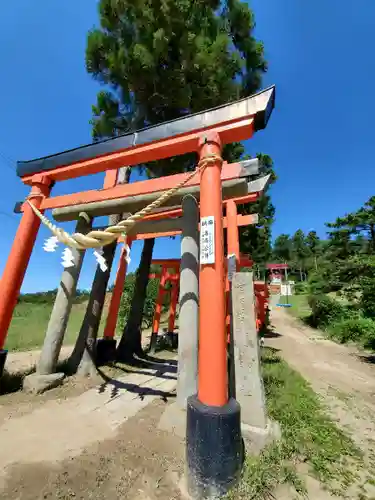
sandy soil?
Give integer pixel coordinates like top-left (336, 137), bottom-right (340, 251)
top-left (269, 307), bottom-right (375, 499)
top-left (4, 345), bottom-right (74, 374)
top-left (0, 353), bottom-right (187, 500)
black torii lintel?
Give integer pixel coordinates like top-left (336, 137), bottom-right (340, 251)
top-left (17, 86), bottom-right (275, 178)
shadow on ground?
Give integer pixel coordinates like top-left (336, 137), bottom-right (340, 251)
top-left (0, 367), bottom-right (35, 395)
top-left (263, 330), bottom-right (282, 339)
top-left (96, 355), bottom-right (177, 401)
top-left (357, 354), bottom-right (375, 365)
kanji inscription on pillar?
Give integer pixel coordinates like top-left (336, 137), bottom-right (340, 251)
top-left (227, 254), bottom-right (237, 282)
top-left (200, 216), bottom-right (215, 264)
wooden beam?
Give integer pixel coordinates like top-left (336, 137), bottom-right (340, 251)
top-left (118, 214), bottom-right (258, 242)
top-left (126, 214), bottom-right (258, 237)
top-left (127, 193), bottom-right (260, 222)
top-left (133, 230), bottom-right (181, 240)
top-left (52, 178), bottom-right (249, 222)
top-left (22, 118), bottom-right (254, 185)
top-left (152, 259), bottom-right (181, 266)
top-left (38, 160), bottom-right (256, 212)
top-left (18, 86), bottom-right (275, 180)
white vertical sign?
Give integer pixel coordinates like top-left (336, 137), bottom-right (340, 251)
top-left (200, 216), bottom-right (215, 264)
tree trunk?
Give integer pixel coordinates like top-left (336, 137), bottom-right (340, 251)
top-left (116, 237), bottom-right (155, 362)
top-left (68, 167), bottom-right (131, 375)
top-left (299, 267), bottom-right (303, 282)
top-left (314, 254), bottom-right (318, 272)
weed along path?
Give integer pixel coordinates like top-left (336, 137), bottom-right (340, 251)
top-left (268, 306), bottom-right (375, 499)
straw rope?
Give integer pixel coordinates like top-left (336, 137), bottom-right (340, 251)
top-left (27, 154), bottom-right (222, 250)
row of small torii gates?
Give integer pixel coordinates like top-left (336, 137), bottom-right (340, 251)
top-left (103, 254), bottom-right (268, 354)
top-left (0, 85), bottom-right (275, 497)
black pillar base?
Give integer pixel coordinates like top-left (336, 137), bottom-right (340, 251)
top-left (166, 332), bottom-right (178, 349)
top-left (149, 332), bottom-right (158, 353)
top-left (0, 350), bottom-right (8, 379)
top-left (186, 395), bottom-right (243, 498)
top-left (96, 338), bottom-right (117, 366)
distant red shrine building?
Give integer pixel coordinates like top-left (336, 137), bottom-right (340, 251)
top-left (266, 263), bottom-right (288, 294)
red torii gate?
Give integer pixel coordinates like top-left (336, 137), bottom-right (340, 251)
top-left (149, 259), bottom-right (180, 351)
top-left (0, 85), bottom-right (275, 495)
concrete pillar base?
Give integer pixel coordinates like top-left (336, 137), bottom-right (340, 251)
top-left (23, 372), bottom-right (65, 394)
top-left (186, 395), bottom-right (243, 499)
top-left (0, 350), bottom-right (7, 380)
top-left (96, 338), bottom-right (117, 366)
top-left (242, 419), bottom-right (281, 456)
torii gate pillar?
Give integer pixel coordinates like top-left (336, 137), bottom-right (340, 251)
top-left (186, 133), bottom-right (242, 498)
top-left (0, 176), bottom-right (52, 376)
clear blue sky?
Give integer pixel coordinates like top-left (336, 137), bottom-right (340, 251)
top-left (0, 0), bottom-right (374, 292)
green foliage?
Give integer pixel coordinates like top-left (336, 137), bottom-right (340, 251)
top-left (272, 229), bottom-right (320, 278)
top-left (239, 153), bottom-right (276, 263)
top-left (293, 280), bottom-right (308, 294)
top-left (272, 233), bottom-right (291, 263)
top-left (306, 271), bottom-right (331, 295)
top-left (359, 275), bottom-right (375, 319)
top-left (281, 196), bottom-right (375, 354)
top-left (86, 0), bottom-right (267, 150)
top-left (327, 317), bottom-right (375, 345)
top-left (326, 196), bottom-right (375, 254)
top-left (143, 277), bottom-right (161, 328)
top-left (232, 347), bottom-right (362, 498)
top-left (117, 273), bottom-right (164, 331)
top-left (307, 294), bottom-right (349, 329)
top-left (306, 230), bottom-right (320, 254)
top-left (17, 289), bottom-right (89, 305)
top-left (291, 229), bottom-right (308, 262)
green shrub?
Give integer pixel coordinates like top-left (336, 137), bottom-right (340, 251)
top-left (17, 289), bottom-right (89, 305)
top-left (360, 278), bottom-right (375, 319)
top-left (363, 328), bottom-right (375, 350)
top-left (307, 272), bottom-right (331, 295)
top-left (308, 294), bottom-right (347, 329)
top-left (294, 281), bottom-right (308, 294)
top-left (118, 274), bottom-right (164, 331)
top-left (327, 317), bottom-right (375, 344)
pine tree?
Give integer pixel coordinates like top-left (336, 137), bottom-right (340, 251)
top-left (86, 0), bottom-right (271, 360)
top-left (239, 153), bottom-right (276, 264)
top-left (306, 230), bottom-right (320, 271)
top-left (273, 234), bottom-right (292, 263)
top-left (291, 229), bottom-right (308, 281)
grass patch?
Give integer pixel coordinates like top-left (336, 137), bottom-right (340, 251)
top-left (5, 300), bottom-right (110, 352)
top-left (278, 293), bottom-right (311, 321)
top-left (231, 347), bottom-right (363, 499)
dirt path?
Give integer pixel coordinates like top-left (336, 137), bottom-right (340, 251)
top-left (0, 355), bottom-right (187, 500)
top-left (269, 307), bottom-right (375, 498)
